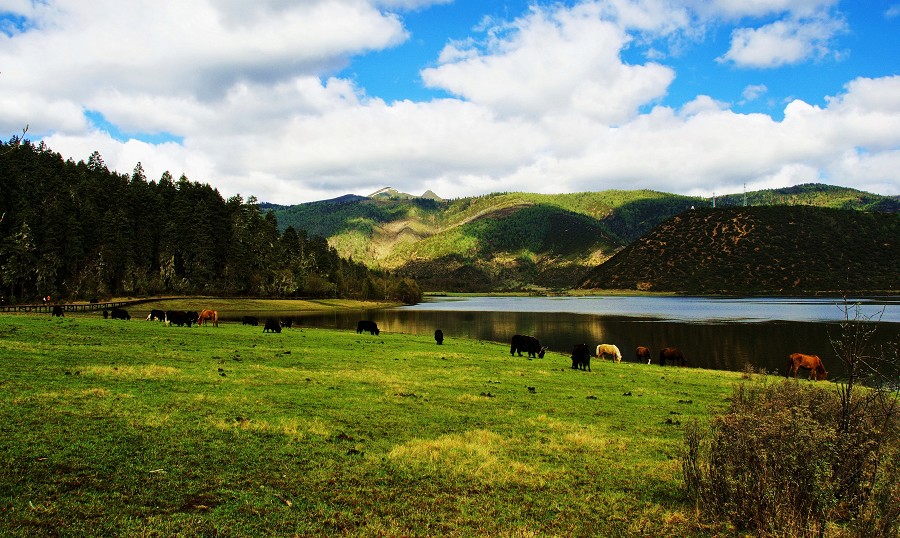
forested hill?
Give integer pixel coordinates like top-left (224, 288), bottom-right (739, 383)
top-left (579, 206), bottom-right (900, 295)
top-left (271, 186), bottom-right (897, 292)
top-left (0, 140), bottom-right (421, 304)
top-left (272, 190), bottom-right (699, 291)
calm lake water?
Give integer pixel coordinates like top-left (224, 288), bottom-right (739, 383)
top-left (221, 296), bottom-right (900, 380)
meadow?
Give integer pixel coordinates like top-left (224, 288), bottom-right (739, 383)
top-left (0, 310), bottom-right (747, 536)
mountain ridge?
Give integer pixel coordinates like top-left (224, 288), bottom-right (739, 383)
top-left (269, 184), bottom-right (898, 292)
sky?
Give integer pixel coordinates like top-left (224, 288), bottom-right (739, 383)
top-left (1, 0), bottom-right (899, 204)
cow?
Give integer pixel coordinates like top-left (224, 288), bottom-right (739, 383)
top-left (435, 329), bottom-right (444, 345)
top-left (659, 347), bottom-right (686, 366)
top-left (165, 310), bottom-right (196, 327)
top-left (110, 308), bottom-right (131, 320)
top-left (146, 309), bottom-right (166, 321)
top-left (281, 318), bottom-right (293, 329)
top-left (357, 320), bottom-right (380, 335)
top-left (51, 305), bottom-right (64, 317)
top-left (636, 346), bottom-right (652, 364)
top-left (242, 316), bottom-right (259, 326)
top-left (788, 353), bottom-right (828, 381)
top-left (263, 319), bottom-right (282, 333)
top-left (571, 343), bottom-right (591, 371)
top-left (165, 310), bottom-right (185, 326)
top-left (596, 344), bottom-right (622, 363)
top-left (510, 334), bottom-right (546, 358)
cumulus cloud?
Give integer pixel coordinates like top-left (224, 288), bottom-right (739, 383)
top-left (2, 0), bottom-right (898, 204)
top-left (719, 14), bottom-right (846, 67)
top-left (421, 3), bottom-right (674, 123)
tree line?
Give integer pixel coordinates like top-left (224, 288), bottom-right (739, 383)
top-left (0, 138), bottom-right (421, 304)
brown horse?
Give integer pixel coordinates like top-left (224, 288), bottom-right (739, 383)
top-left (788, 353), bottom-right (827, 381)
top-left (197, 309), bottom-right (218, 327)
top-left (659, 347), bottom-right (686, 366)
top-left (635, 346), bottom-right (651, 364)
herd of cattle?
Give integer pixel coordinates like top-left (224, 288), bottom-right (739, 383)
top-left (62, 307), bottom-right (825, 379)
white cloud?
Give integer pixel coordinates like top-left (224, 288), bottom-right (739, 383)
top-left (421, 3), bottom-right (674, 123)
top-left (2, 0), bottom-right (898, 206)
top-left (741, 84), bottom-right (768, 102)
top-left (719, 14), bottom-right (846, 67)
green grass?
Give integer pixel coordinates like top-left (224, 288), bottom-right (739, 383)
top-left (0, 313), bottom-right (746, 536)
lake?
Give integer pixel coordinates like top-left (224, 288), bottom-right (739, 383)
top-left (222, 296), bottom-right (900, 380)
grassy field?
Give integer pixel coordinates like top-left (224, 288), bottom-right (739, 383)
top-left (0, 311), bottom-right (747, 536)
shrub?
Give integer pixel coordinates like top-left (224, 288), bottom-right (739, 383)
top-left (683, 379), bottom-right (899, 536)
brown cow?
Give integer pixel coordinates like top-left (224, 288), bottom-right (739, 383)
top-left (788, 353), bottom-right (827, 381)
top-left (636, 346), bottom-right (651, 364)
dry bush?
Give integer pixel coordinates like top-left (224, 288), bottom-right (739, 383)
top-left (683, 380), bottom-right (899, 537)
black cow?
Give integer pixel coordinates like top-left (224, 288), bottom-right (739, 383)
top-left (356, 320), bottom-right (379, 335)
top-left (110, 308), bottom-right (130, 320)
top-left (659, 347), bottom-right (686, 366)
top-left (146, 309), bottom-right (166, 321)
top-left (263, 319), bottom-right (282, 333)
top-left (242, 316), bottom-right (259, 326)
top-left (435, 329), bottom-right (444, 345)
top-left (51, 305), bottom-right (64, 317)
top-left (571, 343), bottom-right (591, 371)
top-left (280, 318), bottom-right (293, 329)
top-left (89, 298), bottom-right (99, 304)
top-left (510, 334), bottom-right (546, 358)
top-left (165, 310), bottom-right (196, 327)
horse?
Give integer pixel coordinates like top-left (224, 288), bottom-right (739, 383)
top-left (788, 353), bottom-right (827, 381)
top-left (659, 347), bottom-right (686, 366)
top-left (636, 346), bottom-right (651, 364)
top-left (197, 309), bottom-right (218, 327)
top-left (596, 344), bottom-right (622, 363)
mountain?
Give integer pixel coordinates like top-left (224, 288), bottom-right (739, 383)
top-left (269, 184), bottom-right (898, 292)
top-left (580, 206), bottom-right (899, 294)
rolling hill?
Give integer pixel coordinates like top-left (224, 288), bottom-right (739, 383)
top-left (270, 184), bottom-right (898, 293)
top-left (580, 206), bottom-right (900, 294)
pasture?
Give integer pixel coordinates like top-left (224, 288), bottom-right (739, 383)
top-left (0, 313), bottom-right (744, 536)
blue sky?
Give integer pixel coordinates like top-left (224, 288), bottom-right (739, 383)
top-left (1, 0), bottom-right (899, 203)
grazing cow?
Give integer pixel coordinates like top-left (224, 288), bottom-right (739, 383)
top-left (571, 343), bottom-right (591, 371)
top-left (242, 316), bottom-right (259, 326)
top-left (435, 329), bottom-right (444, 345)
top-left (659, 347), bottom-right (686, 366)
top-left (263, 319), bottom-right (282, 333)
top-left (596, 344), bottom-right (622, 363)
top-left (636, 346), bottom-right (652, 364)
top-left (165, 310), bottom-right (196, 327)
top-left (280, 318), bottom-right (293, 329)
top-left (110, 308), bottom-right (131, 320)
top-left (510, 335), bottom-right (547, 358)
top-left (357, 320), bottom-right (380, 335)
top-left (51, 305), bottom-right (64, 317)
top-left (788, 353), bottom-right (828, 381)
top-left (197, 309), bottom-right (218, 327)
top-left (146, 309), bottom-right (166, 321)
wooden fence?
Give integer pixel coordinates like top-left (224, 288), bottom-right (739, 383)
top-left (0, 298), bottom-right (158, 314)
